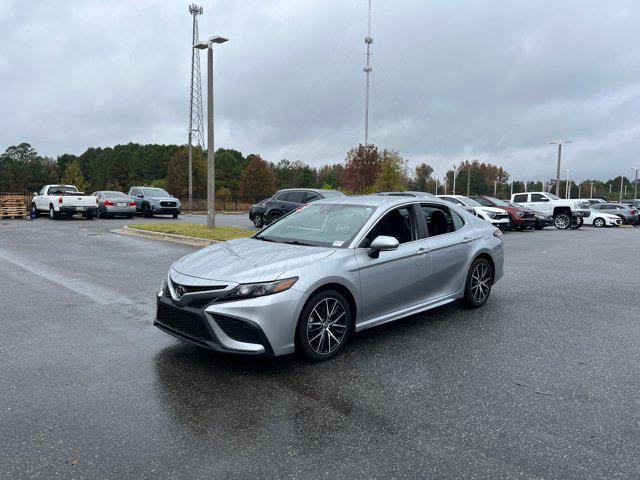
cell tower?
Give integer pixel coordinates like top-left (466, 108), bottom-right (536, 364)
top-left (188, 4), bottom-right (205, 150)
top-left (363, 0), bottom-right (373, 145)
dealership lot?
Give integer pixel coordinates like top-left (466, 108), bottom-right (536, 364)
top-left (1, 218), bottom-right (639, 479)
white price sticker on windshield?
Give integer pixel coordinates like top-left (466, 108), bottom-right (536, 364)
top-left (332, 240), bottom-right (344, 247)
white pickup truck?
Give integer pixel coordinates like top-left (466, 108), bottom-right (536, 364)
top-left (510, 191), bottom-right (591, 229)
top-left (31, 184), bottom-right (99, 220)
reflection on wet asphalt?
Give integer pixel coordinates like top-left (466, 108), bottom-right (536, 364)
top-left (1, 219), bottom-right (640, 479)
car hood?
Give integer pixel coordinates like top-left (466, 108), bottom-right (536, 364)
top-left (476, 206), bottom-right (506, 214)
top-left (146, 196), bottom-right (179, 202)
top-left (171, 237), bottom-right (336, 283)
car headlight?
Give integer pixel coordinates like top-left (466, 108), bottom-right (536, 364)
top-left (485, 212), bottom-right (497, 219)
top-left (224, 277), bottom-right (298, 301)
top-left (516, 211), bottom-right (524, 217)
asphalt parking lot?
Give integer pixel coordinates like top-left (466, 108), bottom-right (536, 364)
top-left (1, 217), bottom-right (639, 479)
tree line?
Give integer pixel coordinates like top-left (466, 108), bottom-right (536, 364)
top-left (0, 142), bottom-right (636, 201)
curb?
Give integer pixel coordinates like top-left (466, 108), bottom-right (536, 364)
top-left (112, 226), bottom-right (219, 247)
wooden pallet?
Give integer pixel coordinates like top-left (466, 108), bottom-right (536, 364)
top-left (0, 195), bottom-right (27, 219)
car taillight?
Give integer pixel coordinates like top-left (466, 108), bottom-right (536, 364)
top-left (129, 201), bottom-right (136, 206)
top-left (96, 197), bottom-right (99, 205)
top-left (104, 199), bottom-right (114, 206)
top-left (630, 210), bottom-right (637, 215)
top-left (493, 229), bottom-right (503, 239)
top-left (58, 197), bottom-right (63, 204)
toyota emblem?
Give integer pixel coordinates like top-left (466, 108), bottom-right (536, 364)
top-left (175, 285), bottom-right (186, 298)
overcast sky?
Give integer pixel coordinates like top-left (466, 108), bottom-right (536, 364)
top-left (1, 0), bottom-right (640, 181)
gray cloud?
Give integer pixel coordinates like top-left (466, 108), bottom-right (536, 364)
top-left (1, 0), bottom-right (640, 182)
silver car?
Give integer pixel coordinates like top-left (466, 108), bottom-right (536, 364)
top-left (592, 203), bottom-right (639, 225)
top-left (155, 196), bottom-right (504, 361)
top-left (92, 191), bottom-right (136, 218)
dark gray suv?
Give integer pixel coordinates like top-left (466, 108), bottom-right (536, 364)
top-left (128, 187), bottom-right (181, 218)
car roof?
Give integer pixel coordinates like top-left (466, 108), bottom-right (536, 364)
top-left (376, 191), bottom-right (437, 198)
top-left (313, 194), bottom-right (451, 208)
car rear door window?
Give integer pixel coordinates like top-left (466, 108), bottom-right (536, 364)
top-left (530, 194), bottom-right (548, 202)
top-left (305, 193), bottom-right (321, 203)
top-left (275, 192), bottom-right (290, 202)
top-left (421, 204), bottom-right (458, 237)
top-left (364, 206), bottom-right (418, 246)
top-left (513, 194), bottom-right (528, 202)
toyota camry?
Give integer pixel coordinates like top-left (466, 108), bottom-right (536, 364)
top-left (155, 195), bottom-right (504, 361)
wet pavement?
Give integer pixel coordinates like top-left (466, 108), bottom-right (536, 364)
top-left (1, 219), bottom-right (639, 479)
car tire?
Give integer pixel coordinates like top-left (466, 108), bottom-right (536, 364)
top-left (126, 214), bottom-right (133, 219)
top-left (460, 257), bottom-right (493, 308)
top-left (616, 215), bottom-right (626, 225)
top-left (31, 203), bottom-right (39, 218)
top-left (593, 217), bottom-right (605, 228)
top-left (534, 225), bottom-right (544, 230)
top-left (570, 216), bottom-right (583, 229)
top-left (142, 204), bottom-right (152, 218)
top-left (252, 214), bottom-right (264, 228)
top-left (297, 290), bottom-right (352, 362)
top-left (49, 205), bottom-right (59, 220)
top-left (83, 213), bottom-right (94, 220)
top-left (172, 213), bottom-right (179, 219)
top-left (553, 212), bottom-right (571, 229)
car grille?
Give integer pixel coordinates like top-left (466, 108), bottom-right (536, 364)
top-left (172, 283), bottom-right (227, 294)
top-left (160, 201), bottom-right (177, 207)
top-left (157, 303), bottom-right (213, 341)
top-left (214, 316), bottom-right (262, 344)
top-left (521, 212), bottom-right (535, 219)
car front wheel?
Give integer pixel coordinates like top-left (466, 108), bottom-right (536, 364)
top-left (570, 216), bottom-right (583, 229)
top-left (553, 212), bottom-right (571, 229)
top-left (297, 290), bottom-right (352, 362)
top-left (593, 217), bottom-right (605, 228)
top-left (461, 257), bottom-right (493, 308)
top-left (252, 214), bottom-right (264, 228)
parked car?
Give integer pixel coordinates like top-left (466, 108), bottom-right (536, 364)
top-left (92, 191), bottom-right (136, 218)
top-left (471, 195), bottom-right (536, 230)
top-left (31, 184), bottom-right (99, 220)
top-left (128, 187), bottom-right (181, 218)
top-left (438, 195), bottom-right (511, 228)
top-left (248, 198), bottom-right (270, 228)
top-left (155, 195), bottom-right (504, 361)
top-left (377, 191), bottom-right (476, 215)
top-left (257, 188), bottom-right (346, 226)
top-left (510, 192), bottom-right (591, 229)
top-left (619, 199), bottom-right (640, 211)
top-left (591, 203), bottom-right (639, 225)
top-left (584, 198), bottom-right (607, 206)
top-left (584, 209), bottom-right (622, 227)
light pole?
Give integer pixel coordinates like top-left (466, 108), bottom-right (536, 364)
top-left (510, 179), bottom-right (514, 197)
top-left (194, 35), bottom-right (228, 228)
top-left (590, 182), bottom-right (594, 198)
top-left (493, 180), bottom-right (498, 196)
top-left (631, 167), bottom-right (639, 199)
top-left (452, 164), bottom-right (456, 194)
top-left (466, 163), bottom-right (471, 196)
top-left (565, 168), bottom-right (571, 199)
top-left (435, 178), bottom-right (439, 195)
top-left (550, 140), bottom-right (573, 197)
top-left (619, 176), bottom-right (624, 201)
top-left (187, 128), bottom-right (197, 212)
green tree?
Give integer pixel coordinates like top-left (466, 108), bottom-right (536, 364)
top-left (239, 155), bottom-right (276, 198)
top-left (62, 160), bottom-right (87, 193)
top-left (165, 146), bottom-right (206, 197)
top-left (412, 163), bottom-right (434, 191)
top-left (215, 148), bottom-right (247, 192)
top-left (372, 149), bottom-right (408, 191)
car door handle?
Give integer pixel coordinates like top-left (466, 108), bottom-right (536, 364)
top-left (461, 237), bottom-right (474, 244)
top-left (416, 247), bottom-right (430, 255)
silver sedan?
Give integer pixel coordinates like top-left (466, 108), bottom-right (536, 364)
top-left (155, 195), bottom-right (504, 361)
top-left (93, 191), bottom-right (136, 218)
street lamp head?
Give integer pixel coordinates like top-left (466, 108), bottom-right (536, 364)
top-left (209, 36), bottom-right (228, 44)
top-left (549, 140), bottom-right (573, 145)
top-left (193, 41), bottom-right (209, 50)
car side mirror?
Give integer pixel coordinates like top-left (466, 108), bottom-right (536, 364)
top-left (368, 235), bottom-right (399, 258)
top-left (33, 192), bottom-right (38, 196)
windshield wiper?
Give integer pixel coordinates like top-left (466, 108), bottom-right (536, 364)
top-left (254, 235), bottom-right (277, 242)
top-left (281, 240), bottom-right (315, 247)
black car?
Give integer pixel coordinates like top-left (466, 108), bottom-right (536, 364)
top-left (249, 188), bottom-right (345, 227)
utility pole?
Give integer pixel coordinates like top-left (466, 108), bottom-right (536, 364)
top-left (550, 140), bottom-right (572, 197)
top-left (524, 181), bottom-right (528, 193)
top-left (435, 178), bottom-right (439, 195)
top-left (510, 179), bottom-right (514, 197)
top-left (188, 4), bottom-right (205, 212)
top-left (590, 182), bottom-right (594, 198)
top-left (195, 35), bottom-right (229, 228)
top-left (493, 180), bottom-right (498, 196)
top-left (363, 0), bottom-right (373, 145)
top-left (631, 167), bottom-right (639, 199)
top-left (466, 163), bottom-right (471, 196)
top-left (619, 176), bottom-right (624, 201)
top-left (443, 178), bottom-right (447, 195)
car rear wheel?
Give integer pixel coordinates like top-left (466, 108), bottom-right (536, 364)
top-left (593, 217), bottom-right (605, 228)
top-left (266, 212), bottom-right (282, 225)
top-left (31, 203), bottom-right (39, 218)
top-left (252, 214), bottom-right (264, 228)
top-left (461, 257), bottom-right (493, 308)
top-left (172, 213), bottom-right (179, 219)
top-left (49, 205), bottom-right (59, 220)
top-left (553, 212), bottom-right (571, 229)
top-left (297, 290), bottom-right (352, 362)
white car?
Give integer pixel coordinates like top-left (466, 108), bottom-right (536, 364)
top-left (584, 209), bottom-right (622, 228)
top-left (438, 195), bottom-right (511, 227)
top-left (31, 184), bottom-right (99, 219)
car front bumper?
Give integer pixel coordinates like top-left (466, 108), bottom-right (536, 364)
top-left (154, 286), bottom-right (307, 356)
top-left (490, 217), bottom-right (511, 226)
top-left (150, 205), bottom-right (181, 214)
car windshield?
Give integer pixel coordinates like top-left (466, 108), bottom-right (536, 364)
top-left (460, 196), bottom-right (482, 207)
top-left (255, 204), bottom-right (376, 248)
top-left (546, 193), bottom-right (560, 200)
top-left (486, 196), bottom-right (510, 207)
top-left (142, 188), bottom-right (171, 197)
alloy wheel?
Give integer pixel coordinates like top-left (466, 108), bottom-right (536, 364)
top-left (554, 213), bottom-right (570, 229)
top-left (594, 218), bottom-right (604, 227)
top-left (306, 297), bottom-right (348, 355)
top-left (470, 263), bottom-right (491, 304)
